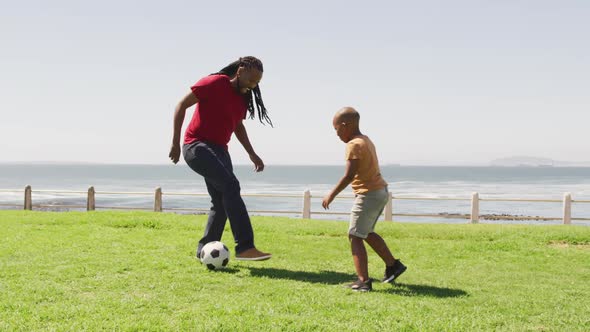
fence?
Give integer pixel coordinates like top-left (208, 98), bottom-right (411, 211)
top-left (2, 186), bottom-right (590, 224)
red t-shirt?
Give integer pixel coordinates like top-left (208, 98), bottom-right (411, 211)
top-left (184, 74), bottom-right (247, 148)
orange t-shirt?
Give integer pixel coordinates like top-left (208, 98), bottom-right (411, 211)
top-left (345, 135), bottom-right (388, 194)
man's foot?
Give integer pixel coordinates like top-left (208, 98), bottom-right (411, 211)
top-left (235, 248), bottom-right (272, 261)
top-left (382, 260), bottom-right (407, 283)
top-left (196, 243), bottom-right (204, 260)
top-left (347, 278), bottom-right (373, 292)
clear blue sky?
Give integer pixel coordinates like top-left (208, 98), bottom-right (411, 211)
top-left (1, 0), bottom-right (589, 165)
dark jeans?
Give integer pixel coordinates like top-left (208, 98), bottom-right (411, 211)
top-left (183, 141), bottom-right (255, 254)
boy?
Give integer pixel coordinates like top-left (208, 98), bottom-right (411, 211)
top-left (322, 107), bottom-right (407, 292)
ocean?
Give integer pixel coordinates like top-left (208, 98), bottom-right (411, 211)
top-left (1, 164), bottom-right (589, 225)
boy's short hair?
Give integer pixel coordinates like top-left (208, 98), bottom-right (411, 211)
top-left (337, 107), bottom-right (360, 124)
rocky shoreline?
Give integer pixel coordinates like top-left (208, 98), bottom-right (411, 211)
top-left (438, 212), bottom-right (551, 221)
top-left (2, 206), bottom-right (554, 221)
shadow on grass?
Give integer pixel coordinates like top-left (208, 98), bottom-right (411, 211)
top-left (245, 267), bottom-right (468, 298)
top-left (212, 267), bottom-right (241, 274)
top-left (379, 283), bottom-right (469, 298)
top-left (246, 267), bottom-right (353, 285)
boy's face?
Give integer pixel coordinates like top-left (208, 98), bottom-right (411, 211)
top-left (333, 117), bottom-right (351, 143)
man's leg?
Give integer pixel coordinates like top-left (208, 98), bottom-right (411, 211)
top-left (184, 141), bottom-right (268, 258)
top-left (196, 179), bottom-right (227, 257)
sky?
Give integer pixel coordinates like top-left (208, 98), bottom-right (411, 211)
top-left (1, 0), bottom-right (589, 165)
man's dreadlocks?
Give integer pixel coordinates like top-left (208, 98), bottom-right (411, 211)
top-left (214, 56), bottom-right (272, 126)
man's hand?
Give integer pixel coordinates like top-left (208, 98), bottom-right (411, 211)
top-left (250, 153), bottom-right (265, 172)
top-left (169, 144), bottom-right (181, 164)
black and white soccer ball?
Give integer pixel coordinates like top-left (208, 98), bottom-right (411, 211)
top-left (200, 241), bottom-right (230, 270)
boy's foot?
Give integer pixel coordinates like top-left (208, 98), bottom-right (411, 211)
top-left (348, 278), bottom-right (373, 292)
top-left (235, 248), bottom-right (272, 261)
top-left (382, 260), bottom-right (407, 283)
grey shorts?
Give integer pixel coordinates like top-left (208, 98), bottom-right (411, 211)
top-left (349, 187), bottom-right (389, 238)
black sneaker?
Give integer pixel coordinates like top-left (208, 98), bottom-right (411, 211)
top-left (348, 278), bottom-right (373, 292)
top-left (382, 260), bottom-right (407, 283)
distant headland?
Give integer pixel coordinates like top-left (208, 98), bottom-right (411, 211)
top-left (490, 156), bottom-right (590, 167)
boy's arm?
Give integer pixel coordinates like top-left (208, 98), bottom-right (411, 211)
top-left (322, 159), bottom-right (360, 209)
top-left (234, 121), bottom-right (264, 172)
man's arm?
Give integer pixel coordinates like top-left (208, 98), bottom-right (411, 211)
top-left (169, 91), bottom-right (198, 164)
top-left (322, 159), bottom-right (360, 209)
top-left (234, 121), bottom-right (264, 172)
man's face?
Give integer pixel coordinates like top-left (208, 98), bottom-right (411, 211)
top-left (237, 67), bottom-right (263, 94)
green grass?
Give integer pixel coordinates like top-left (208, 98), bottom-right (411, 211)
top-left (1, 211), bottom-right (589, 331)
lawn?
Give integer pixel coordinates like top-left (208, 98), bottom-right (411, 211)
top-left (1, 211), bottom-right (589, 331)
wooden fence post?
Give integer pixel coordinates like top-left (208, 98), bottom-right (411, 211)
top-left (24, 185), bottom-right (32, 210)
top-left (302, 189), bottom-right (311, 219)
top-left (87, 186), bottom-right (95, 211)
top-left (384, 191), bottom-right (393, 221)
top-left (563, 192), bottom-right (572, 225)
top-left (154, 187), bottom-right (163, 212)
top-left (470, 192), bottom-right (479, 224)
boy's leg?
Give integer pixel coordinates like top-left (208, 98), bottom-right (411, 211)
top-left (359, 187), bottom-right (407, 283)
top-left (366, 232), bottom-right (407, 282)
top-left (360, 187), bottom-right (396, 265)
top-left (349, 187), bottom-right (406, 283)
top-left (183, 142), bottom-right (265, 256)
top-left (349, 234), bottom-right (370, 282)
top-left (349, 192), bottom-right (380, 282)
top-left (365, 232), bottom-right (396, 266)
top-left (196, 179), bottom-right (227, 257)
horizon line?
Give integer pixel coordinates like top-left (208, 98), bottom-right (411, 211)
top-left (1, 161), bottom-right (590, 167)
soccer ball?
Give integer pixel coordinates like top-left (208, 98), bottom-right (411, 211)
top-left (200, 241), bottom-right (230, 270)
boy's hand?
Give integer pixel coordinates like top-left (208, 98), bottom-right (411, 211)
top-left (322, 194), bottom-right (334, 210)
